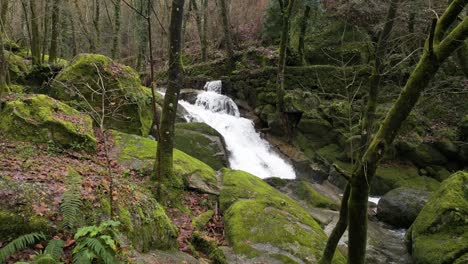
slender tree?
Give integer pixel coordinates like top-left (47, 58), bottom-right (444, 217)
top-left (42, 0), bottom-right (51, 63)
top-left (49, 0), bottom-right (61, 63)
top-left (276, 0), bottom-right (295, 114)
top-left (297, 5), bottom-right (311, 65)
top-left (201, 0), bottom-right (208, 61)
top-left (191, 0), bottom-right (204, 60)
top-left (29, 0), bottom-right (41, 65)
top-left (111, 0), bottom-right (122, 59)
top-left (0, 0), bottom-right (9, 32)
top-left (318, 1), bottom-right (400, 263)
top-left (94, 0), bottom-right (101, 48)
top-left (218, 0), bottom-right (235, 68)
top-left (0, 31), bottom-right (9, 109)
top-left (154, 0), bottom-right (185, 190)
top-left (346, 1), bottom-right (467, 263)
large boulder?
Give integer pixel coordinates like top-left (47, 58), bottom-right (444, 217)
top-left (0, 94), bottom-right (97, 152)
top-left (4, 50), bottom-right (29, 83)
top-left (220, 169), bottom-right (346, 264)
top-left (377, 187), bottom-right (430, 228)
top-left (50, 54), bottom-right (153, 135)
top-left (109, 130), bottom-right (220, 195)
top-left (407, 171), bottom-right (468, 264)
top-left (175, 122), bottom-right (228, 170)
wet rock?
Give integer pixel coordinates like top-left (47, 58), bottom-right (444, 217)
top-left (377, 187), bottom-right (430, 228)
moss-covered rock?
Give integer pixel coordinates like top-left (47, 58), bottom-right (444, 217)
top-left (110, 130), bottom-right (220, 195)
top-left (295, 181), bottom-right (339, 210)
top-left (408, 171), bottom-right (468, 264)
top-left (50, 54), bottom-right (153, 135)
top-left (175, 122), bottom-right (228, 170)
top-left (220, 169), bottom-right (346, 263)
top-left (0, 178), bottom-right (51, 240)
top-left (4, 50), bottom-right (29, 83)
top-left (0, 94), bottom-right (96, 152)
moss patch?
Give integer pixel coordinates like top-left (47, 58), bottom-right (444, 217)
top-left (50, 54), bottom-right (153, 136)
top-left (110, 130), bottom-right (219, 194)
top-left (409, 171), bottom-right (468, 264)
top-left (175, 123), bottom-right (228, 170)
top-left (0, 94), bottom-right (96, 152)
top-left (295, 181), bottom-right (339, 210)
top-left (220, 169), bottom-right (345, 263)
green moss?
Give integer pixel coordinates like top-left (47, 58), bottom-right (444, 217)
top-left (296, 181), bottom-right (339, 210)
top-left (0, 94), bottom-right (97, 152)
top-left (50, 54), bottom-right (153, 136)
top-left (0, 210), bottom-right (50, 240)
top-left (317, 144), bottom-right (343, 161)
top-left (4, 50), bottom-right (29, 83)
top-left (119, 207), bottom-right (134, 233)
top-left (174, 123), bottom-right (227, 170)
top-left (111, 130), bottom-right (219, 195)
top-left (220, 169), bottom-right (346, 263)
top-left (409, 171), bottom-right (468, 264)
top-left (190, 232), bottom-right (227, 264)
top-left (193, 210), bottom-right (214, 230)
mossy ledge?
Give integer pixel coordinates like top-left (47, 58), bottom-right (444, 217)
top-left (220, 169), bottom-right (346, 264)
top-left (408, 171), bottom-right (468, 264)
top-left (0, 94), bottom-right (97, 152)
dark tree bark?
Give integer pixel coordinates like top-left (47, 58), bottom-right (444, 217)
top-left (276, 0), bottom-right (295, 113)
top-left (42, 0), bottom-right (51, 63)
top-left (191, 0), bottom-right (204, 60)
top-left (0, 31), bottom-right (9, 109)
top-left (0, 0), bottom-right (9, 32)
top-left (201, 0), bottom-right (208, 61)
top-left (298, 5), bottom-right (311, 65)
top-left (94, 0), bottom-right (101, 48)
top-left (29, 0), bottom-right (41, 65)
top-left (49, 0), bottom-right (61, 63)
top-left (347, 1), bottom-right (468, 263)
top-left (154, 0), bottom-right (185, 189)
top-left (218, 0), bottom-right (234, 68)
top-left (111, 0), bottom-right (122, 59)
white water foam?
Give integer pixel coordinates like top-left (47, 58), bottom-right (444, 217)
top-left (179, 81), bottom-right (296, 179)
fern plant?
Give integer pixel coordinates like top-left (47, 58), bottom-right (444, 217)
top-left (60, 170), bottom-right (83, 230)
top-left (72, 220), bottom-right (121, 264)
top-left (0, 232), bottom-right (46, 262)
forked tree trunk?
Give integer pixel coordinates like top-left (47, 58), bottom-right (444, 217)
top-left (347, 1), bottom-right (467, 263)
top-left (154, 0), bottom-right (185, 190)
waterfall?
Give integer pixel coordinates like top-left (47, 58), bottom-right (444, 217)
top-left (179, 81), bottom-right (296, 179)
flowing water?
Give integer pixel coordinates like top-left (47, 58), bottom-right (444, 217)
top-left (179, 81), bottom-right (296, 179)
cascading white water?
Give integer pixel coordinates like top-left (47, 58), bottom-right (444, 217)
top-left (179, 81), bottom-right (296, 179)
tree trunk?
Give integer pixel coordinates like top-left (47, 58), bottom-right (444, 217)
top-left (29, 0), bottom-right (41, 65)
top-left (1, 0), bottom-right (9, 32)
top-left (94, 0), bottom-right (101, 49)
top-left (201, 0), bottom-right (208, 61)
top-left (154, 0), bottom-right (185, 188)
top-left (49, 0), bottom-right (61, 63)
top-left (112, 0), bottom-right (121, 59)
top-left (42, 0), bottom-right (51, 63)
top-left (218, 0), bottom-right (234, 68)
top-left (298, 5), bottom-right (311, 66)
top-left (192, 0), bottom-right (205, 60)
top-left (276, 0), bottom-right (295, 113)
top-left (136, 0), bottom-right (149, 70)
top-left (347, 1), bottom-right (467, 263)
top-left (0, 31), bottom-right (9, 109)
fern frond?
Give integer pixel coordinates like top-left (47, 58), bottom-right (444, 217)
top-left (60, 170), bottom-right (83, 230)
top-left (44, 239), bottom-right (65, 261)
top-left (0, 232), bottom-right (46, 262)
top-left (72, 248), bottom-right (94, 264)
top-left (81, 238), bottom-right (118, 264)
top-left (33, 253), bottom-right (58, 264)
